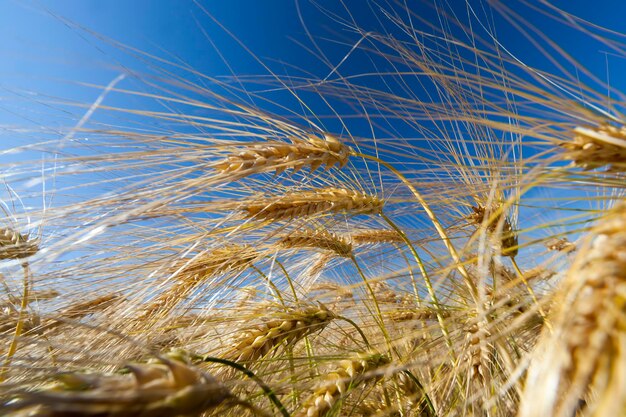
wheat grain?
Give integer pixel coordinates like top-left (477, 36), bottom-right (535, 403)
top-left (0, 228), bottom-right (38, 260)
top-left (140, 245), bottom-right (258, 320)
top-left (350, 229), bottom-right (404, 245)
top-left (469, 205), bottom-right (518, 257)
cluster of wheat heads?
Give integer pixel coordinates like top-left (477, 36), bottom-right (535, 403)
top-left (1, 1), bottom-right (626, 417)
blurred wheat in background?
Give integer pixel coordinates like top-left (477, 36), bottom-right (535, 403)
top-left (0, 1), bottom-right (625, 416)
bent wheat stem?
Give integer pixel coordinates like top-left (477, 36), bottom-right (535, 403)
top-left (0, 261), bottom-right (30, 382)
top-left (354, 152), bottom-right (477, 301)
top-left (200, 355), bottom-right (290, 417)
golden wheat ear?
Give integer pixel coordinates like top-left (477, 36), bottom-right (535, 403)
top-left (295, 352), bottom-right (390, 417)
top-left (469, 204), bottom-right (518, 257)
top-left (5, 355), bottom-right (234, 417)
top-left (562, 125), bottom-right (626, 172)
top-left (0, 228), bottom-right (39, 260)
top-left (213, 133), bottom-right (351, 177)
top-left (519, 201), bottom-right (626, 417)
top-left (226, 303), bottom-right (335, 363)
top-left (241, 187), bottom-right (383, 221)
top-left (278, 229), bottom-right (353, 257)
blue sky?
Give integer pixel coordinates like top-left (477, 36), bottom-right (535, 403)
top-left (2, 1), bottom-right (625, 108)
top-left (1, 1), bottom-right (625, 176)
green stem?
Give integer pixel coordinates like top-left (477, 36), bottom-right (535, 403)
top-left (402, 370), bottom-right (437, 417)
top-left (273, 258), bottom-right (298, 302)
top-left (349, 254), bottom-right (393, 353)
top-left (510, 257), bottom-right (551, 332)
top-left (200, 355), bottom-right (291, 417)
top-left (251, 265), bottom-right (285, 307)
top-left (0, 262), bottom-right (30, 382)
top-left (380, 213), bottom-right (453, 354)
top-left (337, 315), bottom-right (371, 349)
top-left (353, 152), bottom-right (477, 301)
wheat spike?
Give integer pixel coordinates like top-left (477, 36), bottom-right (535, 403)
top-left (140, 245), bottom-right (258, 320)
top-left (279, 229), bottom-right (353, 257)
top-left (228, 304), bottom-right (335, 363)
top-left (545, 237), bottom-right (576, 253)
top-left (0, 228), bottom-right (38, 260)
top-left (7, 355), bottom-right (234, 417)
top-left (241, 187), bottom-right (383, 221)
top-left (295, 353), bottom-right (389, 417)
top-left (387, 308), bottom-right (448, 322)
top-left (350, 229), bottom-right (404, 245)
top-left (519, 201), bottom-right (626, 417)
top-left (214, 134), bottom-right (350, 176)
top-left (469, 205), bottom-right (518, 257)
top-left (36, 294), bottom-right (122, 333)
top-left (562, 125), bottom-right (626, 171)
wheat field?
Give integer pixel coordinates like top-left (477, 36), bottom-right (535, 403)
top-left (1, 1), bottom-right (625, 416)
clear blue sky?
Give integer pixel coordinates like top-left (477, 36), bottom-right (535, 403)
top-left (1, 1), bottom-right (625, 144)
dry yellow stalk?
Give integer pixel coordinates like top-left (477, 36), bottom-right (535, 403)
top-left (214, 134), bottom-right (350, 176)
top-left (279, 229), bottom-right (352, 257)
top-left (241, 188), bottom-right (383, 221)
top-left (141, 245), bottom-right (258, 320)
top-left (562, 125), bottom-right (626, 171)
top-left (469, 205), bottom-right (518, 257)
top-left (519, 201), bottom-right (626, 417)
top-left (0, 228), bottom-right (38, 260)
top-left (228, 304), bottom-right (335, 363)
top-left (7, 355), bottom-right (233, 417)
top-left (295, 353), bottom-right (389, 417)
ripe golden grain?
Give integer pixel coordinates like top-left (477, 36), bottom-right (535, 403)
top-left (469, 205), bottom-right (518, 257)
top-left (7, 355), bottom-right (234, 417)
top-left (0, 228), bottom-right (38, 260)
